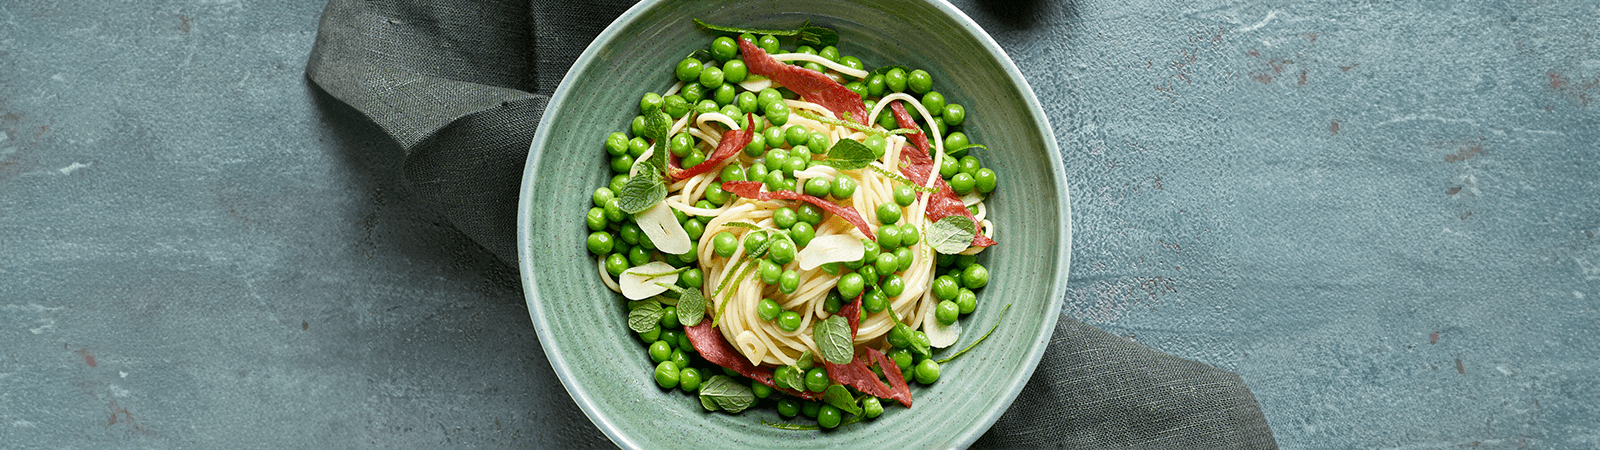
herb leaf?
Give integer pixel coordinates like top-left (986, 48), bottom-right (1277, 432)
top-left (794, 350), bottom-right (814, 371)
top-left (616, 171), bottom-right (667, 214)
top-left (820, 139), bottom-right (875, 171)
top-left (926, 216), bottom-right (977, 254)
top-left (693, 19), bottom-right (838, 47)
top-left (699, 375), bottom-right (756, 413)
top-left (673, 285), bottom-right (706, 327)
top-left (937, 303), bottom-right (1011, 364)
top-left (869, 165), bottom-right (938, 193)
top-left (627, 300), bottom-right (664, 333)
top-left (823, 384), bottom-right (863, 416)
top-left (812, 315), bottom-right (855, 365)
top-left (644, 106), bottom-right (672, 170)
top-left (777, 365), bottom-right (805, 391)
top-left (723, 221), bottom-right (762, 230)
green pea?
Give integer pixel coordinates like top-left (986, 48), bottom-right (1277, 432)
top-left (618, 222), bottom-right (641, 245)
top-left (790, 222), bottom-right (815, 247)
top-left (802, 61), bottom-right (825, 73)
top-left (957, 288), bottom-right (978, 314)
top-left (840, 55), bottom-right (864, 71)
top-left (766, 101), bottom-right (790, 126)
top-left (626, 137), bottom-right (648, 158)
top-left (680, 82), bottom-right (705, 103)
top-left (942, 103), bottom-right (965, 127)
top-left (670, 348), bottom-right (690, 371)
top-left (681, 219), bottom-right (704, 241)
top-left (837, 273), bottom-right (865, 299)
top-left (920, 91), bottom-right (946, 115)
top-left (895, 247), bottom-right (914, 272)
top-left (693, 99), bottom-right (718, 115)
top-left (778, 311), bottom-right (803, 332)
top-left (885, 67), bottom-right (908, 92)
top-left (723, 59), bottom-right (748, 83)
top-left (935, 300), bottom-right (961, 325)
top-left (877, 107), bottom-right (898, 128)
top-left (773, 365), bottom-right (798, 390)
top-left (881, 274), bottom-right (906, 297)
top-left (758, 298), bottom-right (782, 321)
top-left (797, 205), bottom-right (823, 226)
top-left (654, 361), bottom-right (680, 388)
top-left (649, 340), bottom-right (673, 363)
top-left (731, 92), bottom-right (757, 115)
top-left (609, 174), bottom-right (629, 194)
top-left (769, 238), bottom-right (796, 265)
top-left (778, 270), bottom-right (800, 293)
top-left (760, 259), bottom-right (782, 284)
top-left (585, 207), bottom-right (607, 231)
top-left (875, 251), bottom-right (899, 274)
top-left (804, 367), bottom-right (829, 392)
top-left (663, 94), bottom-right (690, 118)
top-left (758, 34), bottom-right (781, 53)
top-left (818, 404), bottom-right (842, 428)
top-left (661, 329), bottom-right (685, 350)
top-left (845, 81), bottom-right (867, 97)
top-left (743, 230), bottom-right (769, 255)
top-left (945, 132), bottom-right (970, 153)
top-left (862, 288), bottom-right (888, 313)
top-left (860, 239), bottom-right (880, 263)
top-left (640, 92), bottom-right (663, 114)
top-left (974, 168), bottom-right (997, 193)
top-left (605, 253), bottom-right (629, 277)
top-left (887, 185), bottom-right (915, 208)
top-left (914, 359), bottom-right (941, 384)
top-left (763, 169), bottom-right (785, 192)
top-left (939, 155), bottom-right (959, 179)
top-left (675, 58), bottom-right (702, 83)
top-left (637, 325), bottom-right (661, 343)
top-left (608, 154), bottom-right (631, 173)
top-left (783, 125), bottom-right (810, 147)
top-left (863, 135), bottom-right (888, 158)
top-left (705, 183), bottom-right (729, 206)
top-left (862, 397), bottom-right (884, 419)
top-left (768, 207), bottom-right (796, 229)
top-left (680, 268), bottom-right (704, 289)
top-left (711, 232), bottom-right (737, 258)
top-left (744, 137), bottom-right (767, 158)
top-left (714, 85), bottom-right (737, 107)
top-left (959, 155), bottom-right (981, 175)
top-left (866, 74), bottom-right (886, 97)
top-left (831, 175), bottom-right (857, 199)
top-left (818, 45), bottom-right (840, 62)
top-left (803, 177), bottom-right (832, 198)
top-left (810, 132), bottom-right (829, 149)
top-left (962, 263), bottom-right (989, 289)
top-left (876, 203), bottom-right (902, 225)
top-left (757, 88), bottom-right (783, 110)
top-left (678, 367), bottom-right (702, 392)
top-left (605, 131), bottom-right (629, 156)
top-left (659, 306), bottom-right (680, 329)
top-left (777, 398), bottom-right (800, 417)
top-left (782, 156), bottom-right (807, 174)
top-left (824, 290), bottom-right (843, 314)
top-left (752, 380), bottom-right (773, 399)
top-left (710, 36), bottom-right (738, 61)
top-left (666, 132), bottom-right (691, 157)
top-left (717, 165), bottom-right (744, 183)
top-left (907, 69), bottom-right (933, 94)
top-left (681, 152), bottom-right (706, 170)
top-left (900, 224), bottom-right (920, 247)
top-left (748, 162), bottom-right (768, 179)
top-left (950, 172), bottom-right (976, 195)
top-left (631, 115), bottom-right (646, 137)
top-left (887, 348), bottom-right (913, 370)
top-left (796, 45), bottom-right (817, 55)
top-left (587, 231), bottom-right (614, 255)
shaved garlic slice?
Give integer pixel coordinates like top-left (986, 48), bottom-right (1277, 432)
top-left (795, 234), bottom-right (865, 271)
top-left (637, 202), bottom-right (692, 255)
top-left (618, 261), bottom-right (679, 300)
top-left (922, 300), bottom-right (962, 348)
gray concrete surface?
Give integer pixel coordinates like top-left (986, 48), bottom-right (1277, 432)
top-left (2, 0), bottom-right (1596, 448)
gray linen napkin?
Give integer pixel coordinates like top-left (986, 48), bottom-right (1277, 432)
top-left (305, 1), bottom-right (1277, 447)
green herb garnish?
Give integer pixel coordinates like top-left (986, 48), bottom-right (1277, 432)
top-left (698, 375), bottom-right (756, 413)
top-left (925, 215), bottom-right (977, 254)
top-left (812, 315), bottom-right (855, 365)
top-left (693, 19), bottom-right (838, 47)
top-left (937, 303), bottom-right (1011, 364)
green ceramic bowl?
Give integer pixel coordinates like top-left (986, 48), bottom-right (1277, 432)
top-left (518, 0), bottom-right (1069, 447)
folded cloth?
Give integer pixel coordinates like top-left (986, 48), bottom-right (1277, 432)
top-left (305, 1), bottom-right (1277, 447)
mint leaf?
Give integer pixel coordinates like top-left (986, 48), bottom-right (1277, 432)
top-left (616, 171), bottom-right (667, 214)
top-left (823, 384), bottom-right (863, 416)
top-left (644, 106), bottom-right (672, 171)
top-left (777, 365), bottom-right (805, 391)
top-left (698, 375), bottom-right (756, 413)
top-left (820, 139), bottom-right (875, 171)
top-left (794, 350), bottom-right (814, 371)
top-left (671, 285), bottom-right (706, 327)
top-left (926, 216), bottom-right (977, 254)
top-left (627, 300), bottom-right (664, 333)
top-left (813, 315), bottom-right (854, 365)
top-left (692, 19), bottom-right (837, 47)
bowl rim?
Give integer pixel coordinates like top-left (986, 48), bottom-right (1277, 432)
top-left (517, 0), bottom-right (1071, 447)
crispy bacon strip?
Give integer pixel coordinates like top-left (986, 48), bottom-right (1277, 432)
top-left (737, 38), bottom-right (870, 126)
top-left (684, 321), bottom-right (820, 401)
top-left (668, 114), bottom-right (755, 182)
top-left (889, 103), bottom-right (997, 248)
top-left (719, 181), bottom-right (876, 240)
